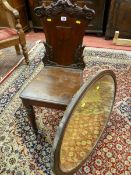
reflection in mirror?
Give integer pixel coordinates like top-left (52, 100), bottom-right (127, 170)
top-left (60, 74), bottom-right (115, 172)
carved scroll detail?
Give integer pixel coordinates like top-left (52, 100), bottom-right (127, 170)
top-left (34, 0), bottom-right (95, 21)
top-left (73, 45), bottom-right (85, 69)
top-left (43, 42), bottom-right (85, 69)
top-left (43, 42), bottom-right (61, 66)
top-left (43, 42), bottom-right (53, 65)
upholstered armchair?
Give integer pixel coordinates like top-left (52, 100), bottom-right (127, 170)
top-left (0, 0), bottom-right (29, 64)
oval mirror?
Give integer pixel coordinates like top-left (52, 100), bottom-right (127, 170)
top-left (52, 70), bottom-right (116, 175)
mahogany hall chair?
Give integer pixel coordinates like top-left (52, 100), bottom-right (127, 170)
top-left (20, 0), bottom-right (95, 133)
top-left (0, 0), bottom-right (29, 64)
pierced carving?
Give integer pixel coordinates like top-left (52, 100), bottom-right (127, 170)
top-left (34, 0), bottom-right (95, 21)
top-left (43, 42), bottom-right (56, 66)
top-left (43, 42), bottom-right (85, 69)
top-left (73, 45), bottom-right (85, 69)
top-left (35, 0), bottom-right (94, 69)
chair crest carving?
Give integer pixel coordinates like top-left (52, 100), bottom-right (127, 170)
top-left (34, 0), bottom-right (95, 21)
top-left (34, 0), bottom-right (95, 69)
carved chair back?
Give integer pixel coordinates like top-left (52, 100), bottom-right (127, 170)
top-left (35, 0), bottom-right (95, 69)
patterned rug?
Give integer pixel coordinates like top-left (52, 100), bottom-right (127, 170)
top-left (0, 42), bottom-right (131, 175)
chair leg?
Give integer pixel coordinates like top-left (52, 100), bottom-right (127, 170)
top-left (15, 44), bottom-right (21, 55)
top-left (21, 43), bottom-right (29, 65)
top-left (16, 20), bottom-right (29, 64)
top-left (25, 105), bottom-right (38, 134)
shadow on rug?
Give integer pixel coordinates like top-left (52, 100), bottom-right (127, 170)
top-left (0, 43), bottom-right (130, 175)
top-left (0, 42), bottom-right (36, 83)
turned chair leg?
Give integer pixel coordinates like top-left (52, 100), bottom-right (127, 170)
top-left (16, 19), bottom-right (29, 64)
top-left (21, 43), bottom-right (29, 64)
top-left (15, 44), bottom-right (21, 55)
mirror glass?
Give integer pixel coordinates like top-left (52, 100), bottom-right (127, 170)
top-left (60, 74), bottom-right (115, 172)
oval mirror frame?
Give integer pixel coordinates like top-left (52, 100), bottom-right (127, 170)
top-left (51, 70), bottom-right (116, 175)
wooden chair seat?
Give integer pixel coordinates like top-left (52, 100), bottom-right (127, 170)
top-left (0, 28), bottom-right (17, 41)
top-left (20, 66), bottom-right (83, 131)
top-left (0, 28), bottom-right (20, 48)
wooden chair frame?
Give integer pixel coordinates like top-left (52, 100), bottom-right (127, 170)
top-left (0, 0), bottom-right (29, 64)
top-left (20, 0), bottom-right (95, 133)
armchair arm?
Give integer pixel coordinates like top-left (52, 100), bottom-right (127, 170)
top-left (2, 0), bottom-right (19, 19)
top-left (1, 0), bottom-right (24, 31)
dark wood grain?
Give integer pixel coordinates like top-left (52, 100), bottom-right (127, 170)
top-left (20, 67), bottom-right (83, 132)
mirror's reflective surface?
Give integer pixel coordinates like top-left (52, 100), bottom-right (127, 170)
top-left (60, 74), bottom-right (115, 172)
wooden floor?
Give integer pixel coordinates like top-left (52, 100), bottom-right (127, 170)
top-left (26, 31), bottom-right (131, 51)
